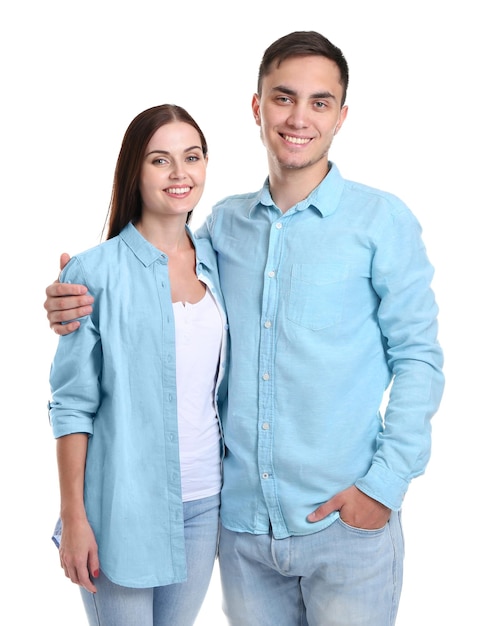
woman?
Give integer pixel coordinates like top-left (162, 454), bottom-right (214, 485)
top-left (48, 104), bottom-right (228, 626)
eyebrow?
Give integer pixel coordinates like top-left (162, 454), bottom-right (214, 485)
top-left (272, 85), bottom-right (337, 101)
top-left (145, 146), bottom-right (203, 157)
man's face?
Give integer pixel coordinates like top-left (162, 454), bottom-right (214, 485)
top-left (252, 55), bottom-right (348, 175)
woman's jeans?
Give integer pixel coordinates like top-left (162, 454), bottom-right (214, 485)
top-left (219, 511), bottom-right (404, 626)
top-left (80, 493), bottom-right (219, 626)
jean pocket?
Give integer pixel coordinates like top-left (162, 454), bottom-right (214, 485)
top-left (337, 516), bottom-right (387, 535)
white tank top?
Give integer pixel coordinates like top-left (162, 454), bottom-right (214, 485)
top-left (172, 288), bottom-right (222, 502)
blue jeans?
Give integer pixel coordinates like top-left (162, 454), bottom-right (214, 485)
top-left (80, 493), bottom-right (219, 626)
top-left (218, 511), bottom-right (404, 626)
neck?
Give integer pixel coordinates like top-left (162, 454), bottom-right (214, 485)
top-left (268, 159), bottom-right (329, 213)
top-left (135, 215), bottom-right (191, 255)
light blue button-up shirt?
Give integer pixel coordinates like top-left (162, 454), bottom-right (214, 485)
top-left (48, 222), bottom-right (228, 587)
top-left (196, 162), bottom-right (444, 540)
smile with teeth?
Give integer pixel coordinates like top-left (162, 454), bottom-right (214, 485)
top-left (165, 186), bottom-right (191, 195)
top-left (282, 134), bottom-right (311, 145)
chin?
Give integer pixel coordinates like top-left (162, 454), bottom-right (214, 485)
top-left (278, 157), bottom-right (313, 170)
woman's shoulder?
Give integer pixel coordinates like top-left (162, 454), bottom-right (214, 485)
top-left (192, 234), bottom-right (218, 268)
top-left (61, 237), bottom-right (121, 284)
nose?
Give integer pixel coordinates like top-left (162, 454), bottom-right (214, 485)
top-left (286, 103), bottom-right (308, 128)
top-left (170, 161), bottom-right (186, 179)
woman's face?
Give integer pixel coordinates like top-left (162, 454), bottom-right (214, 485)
top-left (139, 121), bottom-right (207, 220)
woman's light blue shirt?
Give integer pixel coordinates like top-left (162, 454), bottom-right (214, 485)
top-left (196, 162), bottom-right (444, 540)
top-left (48, 222), bottom-right (228, 587)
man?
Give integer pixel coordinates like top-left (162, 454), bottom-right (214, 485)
top-left (45, 31), bottom-right (444, 626)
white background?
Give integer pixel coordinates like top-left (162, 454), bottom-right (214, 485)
top-left (1, 1), bottom-right (489, 624)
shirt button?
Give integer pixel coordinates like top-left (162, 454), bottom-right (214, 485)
top-left (262, 373), bottom-right (270, 381)
top-left (275, 222), bottom-right (282, 229)
top-left (262, 422), bottom-right (270, 430)
top-left (264, 320), bottom-right (272, 328)
top-left (268, 270), bottom-right (275, 278)
top-left (262, 472), bottom-right (269, 479)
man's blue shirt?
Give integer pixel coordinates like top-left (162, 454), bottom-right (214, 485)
top-left (196, 162), bottom-right (444, 539)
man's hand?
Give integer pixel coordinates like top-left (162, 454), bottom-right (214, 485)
top-left (44, 253), bottom-right (94, 335)
top-left (307, 485), bottom-right (391, 530)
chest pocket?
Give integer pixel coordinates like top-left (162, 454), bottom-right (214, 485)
top-left (287, 262), bottom-right (349, 330)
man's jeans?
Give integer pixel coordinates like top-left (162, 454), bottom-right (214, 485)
top-left (80, 493), bottom-right (219, 626)
top-left (218, 511), bottom-right (404, 626)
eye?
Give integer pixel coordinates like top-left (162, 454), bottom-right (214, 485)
top-left (153, 157), bottom-right (169, 166)
top-left (313, 101), bottom-right (328, 109)
top-left (275, 95), bottom-right (293, 105)
top-left (186, 155), bottom-right (200, 162)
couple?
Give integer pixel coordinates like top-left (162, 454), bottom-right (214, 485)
top-left (46, 31), bottom-right (444, 626)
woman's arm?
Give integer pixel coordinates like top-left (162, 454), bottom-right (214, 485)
top-left (56, 433), bottom-right (99, 593)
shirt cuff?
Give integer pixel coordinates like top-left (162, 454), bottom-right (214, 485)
top-left (355, 462), bottom-right (410, 511)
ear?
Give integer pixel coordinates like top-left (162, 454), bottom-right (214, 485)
top-left (334, 105), bottom-right (349, 135)
top-left (251, 93), bottom-right (261, 126)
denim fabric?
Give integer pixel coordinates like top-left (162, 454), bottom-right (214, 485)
top-left (196, 162), bottom-right (444, 539)
top-left (80, 494), bottom-right (220, 626)
top-left (49, 223), bottom-right (228, 587)
top-left (219, 512), bottom-right (404, 626)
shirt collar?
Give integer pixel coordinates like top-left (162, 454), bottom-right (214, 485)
top-left (251, 161), bottom-right (345, 218)
top-left (118, 222), bottom-right (162, 266)
top-left (119, 222), bottom-right (214, 272)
